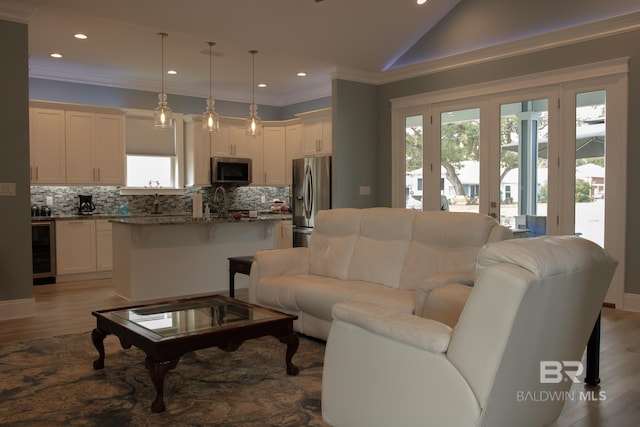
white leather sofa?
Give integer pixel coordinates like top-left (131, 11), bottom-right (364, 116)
top-left (321, 236), bottom-right (617, 427)
top-left (249, 207), bottom-right (511, 340)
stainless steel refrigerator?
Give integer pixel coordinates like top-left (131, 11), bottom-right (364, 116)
top-left (292, 156), bottom-right (331, 247)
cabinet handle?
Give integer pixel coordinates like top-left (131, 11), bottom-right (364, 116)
top-left (97, 168), bottom-right (101, 182)
top-left (36, 166), bottom-right (39, 180)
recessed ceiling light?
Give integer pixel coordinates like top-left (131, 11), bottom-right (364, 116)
top-left (74, 33), bottom-right (88, 40)
top-left (167, 70), bottom-right (177, 75)
top-left (297, 72), bottom-right (307, 77)
top-left (258, 83), bottom-right (267, 88)
top-left (417, 0), bottom-right (427, 4)
top-left (50, 52), bottom-right (62, 59)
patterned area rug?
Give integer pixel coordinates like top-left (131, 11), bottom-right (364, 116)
top-left (0, 332), bottom-right (328, 426)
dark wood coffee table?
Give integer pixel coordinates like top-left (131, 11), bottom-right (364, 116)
top-left (91, 295), bottom-right (299, 413)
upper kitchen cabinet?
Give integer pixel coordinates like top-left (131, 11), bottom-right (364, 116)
top-left (299, 108), bottom-right (331, 156)
top-left (66, 110), bottom-right (125, 185)
top-left (29, 108), bottom-right (66, 184)
top-left (285, 121), bottom-right (303, 185)
top-left (262, 125), bottom-right (286, 186)
top-left (212, 119), bottom-right (250, 158)
top-left (184, 115), bottom-right (212, 187)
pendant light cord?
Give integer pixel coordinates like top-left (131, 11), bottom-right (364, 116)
top-left (250, 50), bottom-right (258, 109)
top-left (157, 32), bottom-right (168, 97)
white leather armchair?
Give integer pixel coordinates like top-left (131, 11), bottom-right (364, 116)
top-left (322, 236), bottom-right (617, 427)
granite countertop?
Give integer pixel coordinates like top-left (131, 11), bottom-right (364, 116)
top-left (31, 212), bottom-right (292, 224)
top-left (110, 212), bottom-right (291, 225)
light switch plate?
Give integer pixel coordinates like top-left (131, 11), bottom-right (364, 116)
top-left (0, 183), bottom-right (16, 196)
top-left (359, 186), bottom-right (371, 196)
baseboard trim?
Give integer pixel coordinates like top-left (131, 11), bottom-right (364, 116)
top-left (623, 293), bottom-right (640, 312)
top-left (0, 297), bottom-right (36, 320)
top-left (56, 271), bottom-right (112, 283)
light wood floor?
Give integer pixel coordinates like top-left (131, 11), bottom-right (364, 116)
top-left (1, 279), bottom-right (639, 426)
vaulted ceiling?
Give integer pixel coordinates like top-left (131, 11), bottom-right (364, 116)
top-left (4, 0), bottom-right (639, 106)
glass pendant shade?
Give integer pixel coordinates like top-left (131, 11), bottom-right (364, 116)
top-left (154, 33), bottom-right (172, 129)
top-left (202, 42), bottom-right (220, 132)
top-left (154, 92), bottom-right (173, 128)
top-left (246, 103), bottom-right (262, 136)
top-left (203, 99), bottom-right (220, 132)
top-left (245, 50), bottom-right (262, 136)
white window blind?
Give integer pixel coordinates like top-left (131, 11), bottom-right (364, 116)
top-left (125, 116), bottom-right (176, 156)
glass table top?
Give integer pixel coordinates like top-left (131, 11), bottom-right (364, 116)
top-left (100, 296), bottom-right (279, 340)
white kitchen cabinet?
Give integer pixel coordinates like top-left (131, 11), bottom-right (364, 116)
top-left (29, 108), bottom-right (66, 184)
top-left (66, 110), bottom-right (124, 185)
top-left (250, 131), bottom-right (265, 185)
top-left (95, 219), bottom-right (113, 271)
top-left (285, 122), bottom-right (303, 185)
top-left (275, 220), bottom-right (293, 249)
top-left (262, 126), bottom-right (286, 186)
top-left (184, 115), bottom-right (212, 187)
top-left (56, 219), bottom-right (97, 275)
top-left (212, 120), bottom-right (250, 158)
top-left (56, 218), bottom-right (113, 277)
top-left (300, 108), bottom-right (331, 155)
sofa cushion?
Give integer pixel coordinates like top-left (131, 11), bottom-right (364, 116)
top-left (309, 208), bottom-right (362, 280)
top-left (399, 212), bottom-right (499, 289)
top-left (417, 283), bottom-right (473, 328)
top-left (348, 208), bottom-right (415, 288)
top-left (256, 274), bottom-right (415, 322)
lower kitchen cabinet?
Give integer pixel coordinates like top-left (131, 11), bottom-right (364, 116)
top-left (96, 220), bottom-right (113, 271)
top-left (275, 220), bottom-right (293, 249)
top-left (56, 219), bottom-right (113, 278)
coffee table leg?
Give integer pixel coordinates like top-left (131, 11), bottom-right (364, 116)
top-left (145, 357), bottom-right (179, 413)
top-left (278, 334), bottom-right (299, 375)
top-left (91, 328), bottom-right (110, 370)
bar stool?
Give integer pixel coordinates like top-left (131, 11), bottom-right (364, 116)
top-left (227, 256), bottom-right (254, 298)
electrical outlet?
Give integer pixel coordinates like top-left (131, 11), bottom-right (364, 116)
top-left (46, 196), bottom-right (53, 206)
top-left (261, 195), bottom-right (266, 203)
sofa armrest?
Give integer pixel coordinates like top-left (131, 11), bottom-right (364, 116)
top-left (253, 247), bottom-right (310, 277)
top-left (414, 269), bottom-right (475, 314)
top-left (249, 247), bottom-right (310, 303)
top-left (332, 302), bottom-right (452, 354)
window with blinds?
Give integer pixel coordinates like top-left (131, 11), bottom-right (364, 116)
top-left (124, 112), bottom-right (183, 189)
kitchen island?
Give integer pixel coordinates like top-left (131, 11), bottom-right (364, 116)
top-left (110, 214), bottom-right (289, 301)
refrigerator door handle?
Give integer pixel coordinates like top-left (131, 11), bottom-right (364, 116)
top-left (303, 164), bottom-right (313, 219)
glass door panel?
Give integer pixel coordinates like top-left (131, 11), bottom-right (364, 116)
top-left (574, 90), bottom-right (606, 246)
top-left (405, 115), bottom-right (424, 210)
top-left (499, 99), bottom-right (549, 235)
top-left (440, 108), bottom-right (480, 213)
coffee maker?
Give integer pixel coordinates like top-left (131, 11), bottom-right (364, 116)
top-left (78, 195), bottom-right (96, 215)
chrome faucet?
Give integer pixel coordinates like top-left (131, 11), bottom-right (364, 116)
top-left (213, 186), bottom-right (228, 218)
top-left (152, 192), bottom-right (161, 214)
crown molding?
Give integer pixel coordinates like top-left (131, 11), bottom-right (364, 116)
top-left (0, 0), bottom-right (36, 24)
top-left (30, 64), bottom-right (331, 107)
top-left (332, 10), bottom-right (640, 87)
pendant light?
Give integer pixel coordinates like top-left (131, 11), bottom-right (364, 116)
top-left (202, 41), bottom-right (220, 132)
top-left (245, 50), bottom-right (262, 137)
top-left (154, 32), bottom-right (173, 129)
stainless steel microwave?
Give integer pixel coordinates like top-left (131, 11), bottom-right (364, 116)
top-left (211, 157), bottom-right (252, 185)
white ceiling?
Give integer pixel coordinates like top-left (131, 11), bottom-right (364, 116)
top-left (13, 0), bottom-right (462, 106)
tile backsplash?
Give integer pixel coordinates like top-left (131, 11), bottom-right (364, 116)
top-left (30, 185), bottom-right (290, 216)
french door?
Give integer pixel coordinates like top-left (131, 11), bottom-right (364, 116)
top-left (394, 69), bottom-right (626, 307)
